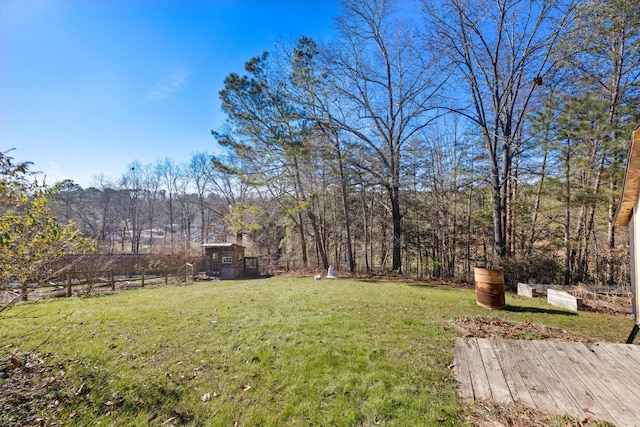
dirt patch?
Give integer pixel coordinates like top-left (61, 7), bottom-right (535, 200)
top-left (453, 316), bottom-right (597, 342)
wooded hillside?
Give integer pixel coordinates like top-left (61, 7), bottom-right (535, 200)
top-left (46, 0), bottom-right (639, 288)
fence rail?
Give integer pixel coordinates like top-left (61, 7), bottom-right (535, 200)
top-left (2, 254), bottom-right (275, 304)
top-left (47, 254), bottom-right (207, 277)
top-left (2, 265), bottom-right (205, 303)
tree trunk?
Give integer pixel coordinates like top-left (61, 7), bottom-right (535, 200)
top-left (296, 210), bottom-right (308, 268)
top-left (335, 136), bottom-right (355, 272)
top-left (528, 141), bottom-right (549, 255)
top-left (308, 209), bottom-right (328, 269)
top-left (564, 136), bottom-right (572, 286)
top-left (389, 184), bottom-right (402, 273)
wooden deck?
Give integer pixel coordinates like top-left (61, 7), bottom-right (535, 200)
top-left (454, 338), bottom-right (640, 426)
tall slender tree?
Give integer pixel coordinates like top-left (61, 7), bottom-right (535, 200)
top-left (325, 0), bottom-right (445, 272)
top-left (561, 0), bottom-right (640, 284)
top-left (423, 0), bottom-right (574, 262)
top-left (213, 51), bottom-right (328, 268)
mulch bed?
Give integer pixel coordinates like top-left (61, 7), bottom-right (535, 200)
top-left (453, 316), bottom-right (597, 342)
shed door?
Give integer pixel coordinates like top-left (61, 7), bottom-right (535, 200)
top-left (211, 252), bottom-right (220, 276)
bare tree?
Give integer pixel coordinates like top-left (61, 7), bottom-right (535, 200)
top-left (423, 0), bottom-right (574, 261)
top-left (562, 0), bottom-right (640, 284)
top-left (118, 161), bottom-right (148, 253)
top-left (156, 158), bottom-right (182, 245)
top-left (90, 174), bottom-right (121, 253)
top-left (325, 0), bottom-right (446, 272)
top-left (140, 162), bottom-right (161, 251)
top-left (187, 152), bottom-right (215, 244)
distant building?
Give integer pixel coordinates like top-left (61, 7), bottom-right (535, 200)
top-left (202, 243), bottom-right (259, 279)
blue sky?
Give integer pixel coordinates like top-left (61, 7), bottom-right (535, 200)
top-left (1, 0), bottom-right (339, 187)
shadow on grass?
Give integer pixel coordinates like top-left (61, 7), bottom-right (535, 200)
top-left (405, 283), bottom-right (476, 293)
top-left (504, 305), bottom-right (578, 316)
top-left (355, 280), bottom-right (463, 291)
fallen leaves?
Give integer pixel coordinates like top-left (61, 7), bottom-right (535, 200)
top-left (201, 391), bottom-right (219, 402)
top-left (453, 316), bottom-right (595, 342)
top-left (1, 352), bottom-right (66, 425)
top-left (73, 383), bottom-right (86, 396)
top-left (464, 401), bottom-right (614, 427)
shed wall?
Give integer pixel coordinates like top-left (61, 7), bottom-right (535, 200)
top-left (632, 202), bottom-right (640, 324)
top-left (204, 246), bottom-right (245, 279)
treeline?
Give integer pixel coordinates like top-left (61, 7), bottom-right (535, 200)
top-left (49, 154), bottom-right (280, 257)
top-left (50, 0), bottom-right (639, 287)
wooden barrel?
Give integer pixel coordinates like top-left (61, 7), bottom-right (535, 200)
top-left (474, 267), bottom-right (505, 309)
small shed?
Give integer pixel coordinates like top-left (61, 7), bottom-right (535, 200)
top-left (613, 124), bottom-right (640, 342)
top-left (202, 243), bottom-right (245, 279)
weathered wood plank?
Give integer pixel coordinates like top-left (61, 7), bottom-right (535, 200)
top-left (462, 338), bottom-right (493, 401)
top-left (550, 341), bottom-right (635, 426)
top-left (476, 338), bottom-right (514, 404)
top-left (453, 338), bottom-right (640, 425)
top-left (490, 338), bottom-right (536, 407)
top-left (524, 340), bottom-right (587, 418)
top-left (536, 340), bottom-right (617, 424)
top-left (453, 338), bottom-right (475, 401)
top-left (555, 341), bottom-right (640, 425)
top-left (505, 339), bottom-right (559, 412)
top-left (596, 343), bottom-right (640, 385)
top-left (609, 341), bottom-right (640, 364)
top-left (581, 343), bottom-right (640, 418)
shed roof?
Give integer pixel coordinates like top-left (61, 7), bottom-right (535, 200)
top-left (202, 243), bottom-right (245, 249)
top-left (614, 125), bottom-right (640, 227)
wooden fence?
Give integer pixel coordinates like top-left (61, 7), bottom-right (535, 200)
top-left (2, 254), bottom-right (274, 303)
top-left (3, 254), bottom-right (208, 302)
top-left (47, 254), bottom-right (207, 277)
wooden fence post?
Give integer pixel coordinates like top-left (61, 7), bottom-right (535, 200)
top-left (66, 272), bottom-right (72, 297)
top-left (110, 269), bottom-right (115, 291)
top-left (164, 269), bottom-right (168, 285)
top-left (141, 267), bottom-right (145, 287)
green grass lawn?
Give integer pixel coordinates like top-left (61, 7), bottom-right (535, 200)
top-left (0, 277), bottom-right (633, 426)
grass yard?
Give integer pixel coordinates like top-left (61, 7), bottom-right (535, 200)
top-left (0, 277), bottom-right (633, 426)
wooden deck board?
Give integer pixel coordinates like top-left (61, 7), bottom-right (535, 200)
top-left (514, 339), bottom-right (586, 417)
top-left (581, 343), bottom-right (640, 421)
top-left (545, 341), bottom-right (622, 424)
top-left (490, 338), bottom-right (536, 407)
top-left (454, 338), bottom-right (640, 426)
top-left (553, 341), bottom-right (640, 427)
top-left (505, 338), bottom-right (561, 411)
top-left (536, 340), bottom-right (616, 421)
top-left (463, 338), bottom-right (493, 400)
top-left (476, 338), bottom-right (514, 404)
top-left (597, 343), bottom-right (640, 384)
top-left (452, 338), bottom-right (475, 401)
